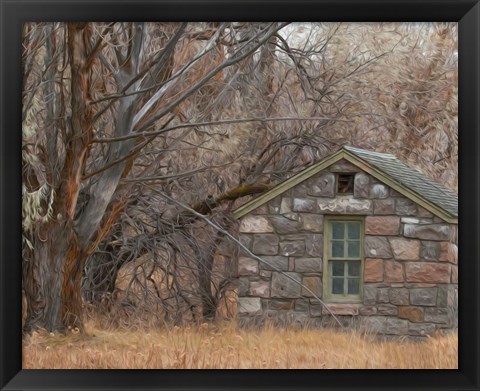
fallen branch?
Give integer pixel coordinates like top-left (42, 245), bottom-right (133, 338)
top-left (186, 183), bottom-right (274, 217)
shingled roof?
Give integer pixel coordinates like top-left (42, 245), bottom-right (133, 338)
top-left (343, 146), bottom-right (458, 217)
top-left (234, 146), bottom-right (458, 223)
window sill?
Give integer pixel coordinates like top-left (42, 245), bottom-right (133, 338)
top-left (321, 303), bottom-right (361, 316)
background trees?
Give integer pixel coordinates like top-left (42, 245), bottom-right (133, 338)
top-left (22, 22), bottom-right (457, 332)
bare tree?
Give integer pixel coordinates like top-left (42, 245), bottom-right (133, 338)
top-left (22, 22), bottom-right (457, 332)
top-left (22, 22), bottom-right (291, 332)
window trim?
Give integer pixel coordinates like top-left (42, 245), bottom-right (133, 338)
top-left (323, 215), bottom-right (364, 303)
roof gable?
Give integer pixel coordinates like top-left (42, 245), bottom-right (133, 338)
top-left (233, 147), bottom-right (458, 223)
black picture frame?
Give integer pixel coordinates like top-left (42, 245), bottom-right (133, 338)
top-left (1, 1), bottom-right (479, 390)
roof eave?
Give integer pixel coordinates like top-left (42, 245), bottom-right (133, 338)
top-left (233, 149), bottom-right (347, 219)
top-left (233, 148), bottom-right (458, 224)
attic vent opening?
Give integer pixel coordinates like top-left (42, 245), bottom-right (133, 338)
top-left (337, 174), bottom-right (354, 194)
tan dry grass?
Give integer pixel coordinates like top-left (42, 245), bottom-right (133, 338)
top-left (23, 321), bottom-right (457, 369)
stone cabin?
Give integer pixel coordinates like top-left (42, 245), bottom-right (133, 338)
top-left (233, 146), bottom-right (458, 337)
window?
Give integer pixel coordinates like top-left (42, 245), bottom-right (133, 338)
top-left (324, 218), bottom-right (363, 301)
top-left (337, 174), bottom-right (354, 194)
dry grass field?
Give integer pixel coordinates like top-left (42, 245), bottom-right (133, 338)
top-left (23, 321), bottom-right (457, 369)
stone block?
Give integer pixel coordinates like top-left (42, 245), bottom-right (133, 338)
top-left (424, 308), bottom-right (449, 324)
top-left (364, 258), bottom-right (384, 282)
top-left (365, 236), bottom-right (393, 258)
top-left (307, 172), bottom-right (336, 197)
top-left (265, 299), bottom-right (294, 310)
top-left (370, 183), bottom-right (389, 199)
top-left (252, 234), bottom-right (279, 255)
top-left (295, 299), bottom-right (310, 312)
top-left (389, 288), bottom-right (409, 305)
top-left (359, 306), bottom-right (377, 316)
top-left (239, 216), bottom-right (274, 233)
top-left (280, 234), bottom-right (306, 241)
top-left (289, 183), bottom-right (308, 197)
top-left (269, 215), bottom-right (301, 234)
top-left (299, 214), bottom-right (323, 232)
top-left (239, 234), bottom-right (253, 251)
top-left (279, 241), bottom-right (305, 257)
top-left (377, 288), bottom-right (390, 303)
top-left (439, 242), bottom-right (458, 264)
top-left (258, 256), bottom-right (288, 271)
top-left (404, 224), bottom-right (450, 241)
top-left (238, 257), bottom-right (259, 276)
top-left (354, 172), bottom-right (370, 198)
top-left (420, 241), bottom-right (441, 261)
top-left (305, 234), bottom-right (323, 256)
top-left (451, 265), bottom-right (458, 283)
top-left (361, 316), bottom-right (387, 334)
top-left (271, 272), bottom-right (302, 298)
top-left (398, 306), bottom-right (424, 322)
top-left (310, 304), bottom-right (323, 317)
top-left (267, 196), bottom-right (282, 214)
top-left (280, 197), bottom-right (292, 214)
top-left (363, 285), bottom-right (377, 305)
top-left (377, 304), bottom-right (398, 316)
top-left (450, 224), bottom-right (457, 243)
top-left (436, 285), bottom-right (450, 308)
top-left (238, 277), bottom-right (249, 296)
top-left (322, 303), bottom-right (360, 316)
top-left (401, 217), bottom-right (433, 224)
top-left (293, 198), bottom-right (318, 213)
top-left (385, 318), bottom-right (409, 335)
top-left (384, 261), bottom-right (404, 283)
top-left (395, 199), bottom-right (417, 215)
top-left (301, 276), bottom-right (322, 297)
top-left (283, 213), bottom-right (300, 221)
top-left (373, 199), bottom-right (395, 215)
top-left (418, 207), bottom-right (434, 218)
top-left (295, 258), bottom-right (322, 273)
top-left (259, 270), bottom-right (272, 278)
top-left (330, 160), bottom-right (358, 172)
top-left (389, 189), bottom-right (403, 197)
top-left (365, 216), bottom-right (400, 235)
top-left (410, 287), bottom-right (437, 306)
top-left (405, 262), bottom-right (450, 283)
top-left (238, 297), bottom-right (262, 314)
top-left (317, 197), bottom-right (373, 214)
top-left (389, 238), bottom-right (420, 260)
top-left (408, 323), bottom-right (436, 336)
top-left (248, 281), bottom-right (270, 298)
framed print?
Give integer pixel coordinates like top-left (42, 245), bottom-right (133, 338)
top-left (1, 0), bottom-right (479, 390)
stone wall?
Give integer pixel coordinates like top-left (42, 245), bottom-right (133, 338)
top-left (237, 159), bottom-right (458, 337)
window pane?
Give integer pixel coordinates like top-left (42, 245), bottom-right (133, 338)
top-left (348, 260), bottom-right (361, 277)
top-left (348, 222), bottom-right (360, 239)
top-left (347, 278), bottom-right (360, 295)
top-left (332, 278), bottom-right (344, 294)
top-left (331, 261), bottom-right (345, 276)
top-left (331, 222), bottom-right (344, 239)
top-left (348, 241), bottom-right (360, 258)
top-left (331, 241), bottom-right (344, 257)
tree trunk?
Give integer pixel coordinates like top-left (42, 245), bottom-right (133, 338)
top-left (23, 221), bottom-right (85, 332)
top-left (24, 23), bottom-right (92, 333)
top-left (198, 250), bottom-right (217, 321)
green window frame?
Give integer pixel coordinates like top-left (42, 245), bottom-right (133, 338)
top-left (323, 216), bottom-right (364, 302)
